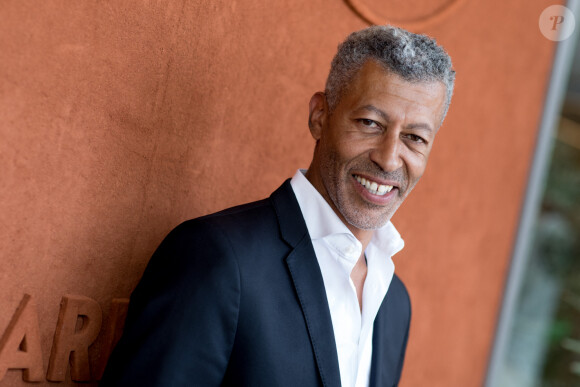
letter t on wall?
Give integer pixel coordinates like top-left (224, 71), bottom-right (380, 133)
top-left (0, 294), bottom-right (44, 382)
top-left (47, 295), bottom-right (102, 382)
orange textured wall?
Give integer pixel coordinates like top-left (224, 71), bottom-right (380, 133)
top-left (0, 0), bottom-right (558, 385)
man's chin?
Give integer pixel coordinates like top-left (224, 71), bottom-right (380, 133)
top-left (343, 211), bottom-right (394, 231)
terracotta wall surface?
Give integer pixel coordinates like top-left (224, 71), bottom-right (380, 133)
top-left (0, 0), bottom-right (559, 385)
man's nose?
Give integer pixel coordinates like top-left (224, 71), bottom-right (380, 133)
top-left (370, 132), bottom-right (403, 172)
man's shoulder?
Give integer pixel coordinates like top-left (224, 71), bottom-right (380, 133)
top-left (169, 179), bottom-right (300, 246)
top-left (201, 197), bottom-right (273, 223)
top-left (170, 197), bottom-right (277, 241)
top-left (151, 180), bottom-right (303, 273)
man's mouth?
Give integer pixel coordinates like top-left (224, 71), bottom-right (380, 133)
top-left (353, 175), bottom-right (394, 196)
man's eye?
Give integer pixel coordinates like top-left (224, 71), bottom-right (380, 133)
top-left (358, 119), bottom-right (379, 128)
top-left (404, 134), bottom-right (425, 143)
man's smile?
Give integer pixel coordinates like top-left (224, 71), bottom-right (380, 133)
top-left (353, 174), bottom-right (394, 196)
top-left (350, 173), bottom-right (402, 207)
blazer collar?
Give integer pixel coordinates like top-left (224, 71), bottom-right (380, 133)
top-left (270, 180), bottom-right (342, 387)
top-left (270, 179), bottom-right (308, 246)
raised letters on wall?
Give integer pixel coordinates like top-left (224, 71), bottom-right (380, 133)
top-left (0, 294), bottom-right (129, 383)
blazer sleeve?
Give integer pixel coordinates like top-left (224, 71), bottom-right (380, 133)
top-left (100, 219), bottom-right (241, 386)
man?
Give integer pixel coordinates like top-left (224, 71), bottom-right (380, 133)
top-left (101, 25), bottom-right (455, 386)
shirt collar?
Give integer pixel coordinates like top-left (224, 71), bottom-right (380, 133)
top-left (290, 169), bottom-right (404, 258)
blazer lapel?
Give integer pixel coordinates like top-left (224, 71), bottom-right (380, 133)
top-left (368, 275), bottom-right (411, 387)
top-left (369, 308), bottom-right (394, 387)
top-left (271, 180), bottom-right (342, 387)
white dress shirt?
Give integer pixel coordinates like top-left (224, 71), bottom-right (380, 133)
top-left (290, 169), bottom-right (404, 387)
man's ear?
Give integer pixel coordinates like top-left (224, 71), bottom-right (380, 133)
top-left (308, 92), bottom-right (327, 141)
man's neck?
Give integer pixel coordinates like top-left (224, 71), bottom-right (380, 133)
top-left (351, 251), bottom-right (368, 313)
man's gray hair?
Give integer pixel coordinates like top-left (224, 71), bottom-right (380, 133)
top-left (325, 25), bottom-right (455, 121)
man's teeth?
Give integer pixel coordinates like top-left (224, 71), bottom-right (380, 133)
top-left (354, 175), bottom-right (393, 196)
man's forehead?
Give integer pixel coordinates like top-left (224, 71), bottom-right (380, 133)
top-left (342, 61), bottom-right (445, 109)
top-left (352, 60), bottom-right (442, 93)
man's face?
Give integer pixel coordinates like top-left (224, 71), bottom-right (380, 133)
top-left (307, 60), bottom-right (447, 236)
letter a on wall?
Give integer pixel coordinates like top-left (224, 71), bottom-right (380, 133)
top-left (0, 294), bottom-right (44, 382)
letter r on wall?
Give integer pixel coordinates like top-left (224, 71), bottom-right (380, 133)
top-left (47, 295), bottom-right (103, 382)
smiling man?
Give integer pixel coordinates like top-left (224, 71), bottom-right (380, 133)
top-left (102, 25), bottom-right (455, 387)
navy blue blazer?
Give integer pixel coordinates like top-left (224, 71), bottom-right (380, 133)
top-left (101, 180), bottom-right (411, 386)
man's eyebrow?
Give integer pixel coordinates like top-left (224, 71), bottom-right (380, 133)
top-left (359, 104), bottom-right (433, 132)
top-left (405, 122), bottom-right (433, 132)
top-left (360, 105), bottom-right (389, 122)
